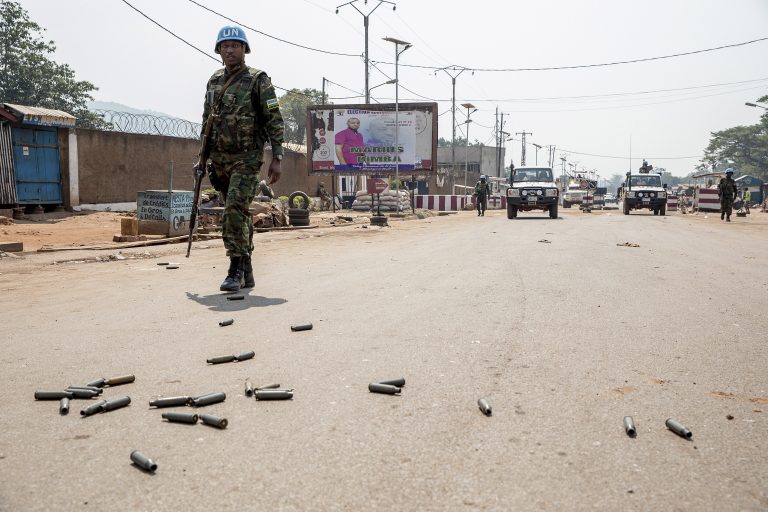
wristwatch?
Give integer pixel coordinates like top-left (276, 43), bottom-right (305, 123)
top-left (275, 154), bottom-right (283, 161)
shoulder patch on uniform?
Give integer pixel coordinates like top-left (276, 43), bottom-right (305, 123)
top-left (267, 98), bottom-right (280, 111)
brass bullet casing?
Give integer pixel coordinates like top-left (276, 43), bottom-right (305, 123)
top-left (378, 378), bottom-right (405, 387)
top-left (219, 319), bottom-right (234, 327)
top-left (86, 378), bottom-right (106, 388)
top-left (80, 400), bottom-right (108, 417)
top-left (623, 416), bottom-right (637, 437)
top-left (190, 392), bottom-right (226, 407)
top-left (130, 450), bottom-right (157, 472)
top-left (478, 398), bottom-right (492, 416)
top-left (35, 390), bottom-right (74, 400)
top-left (368, 383), bottom-right (401, 395)
top-left (162, 412), bottom-right (198, 424)
top-left (200, 414), bottom-right (228, 429)
top-left (666, 418), bottom-right (692, 439)
top-left (105, 374), bottom-right (135, 386)
top-left (149, 396), bottom-right (191, 408)
top-left (234, 351), bottom-right (255, 362)
top-left (59, 397), bottom-right (70, 415)
top-left (254, 390), bottom-right (293, 401)
top-left (244, 379), bottom-right (254, 397)
top-left (290, 323), bottom-right (313, 332)
top-left (206, 354), bottom-right (236, 365)
top-left (103, 396), bottom-right (131, 412)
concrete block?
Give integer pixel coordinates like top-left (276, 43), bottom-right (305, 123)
top-left (0, 241), bottom-right (23, 252)
top-left (120, 217), bottom-right (138, 236)
top-left (113, 235), bottom-right (147, 243)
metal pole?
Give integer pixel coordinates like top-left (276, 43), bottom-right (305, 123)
top-left (364, 15), bottom-right (369, 103)
top-left (464, 113), bottom-right (469, 196)
top-left (394, 44), bottom-right (399, 205)
top-left (451, 76), bottom-right (456, 193)
top-left (322, 77), bottom-right (327, 104)
top-left (168, 160), bottom-right (173, 193)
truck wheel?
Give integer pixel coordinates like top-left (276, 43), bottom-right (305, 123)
top-left (549, 204), bottom-right (558, 219)
top-left (623, 201), bottom-right (630, 215)
top-left (506, 205), bottom-right (514, 219)
top-left (511, 206), bottom-right (518, 219)
top-left (653, 208), bottom-right (659, 216)
top-left (660, 204), bottom-right (666, 216)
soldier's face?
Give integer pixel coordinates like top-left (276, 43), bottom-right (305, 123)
top-left (219, 41), bottom-right (245, 66)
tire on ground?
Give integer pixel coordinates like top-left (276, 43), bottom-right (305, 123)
top-left (288, 191), bottom-right (310, 210)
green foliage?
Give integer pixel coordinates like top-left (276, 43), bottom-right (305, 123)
top-left (279, 88), bottom-right (326, 145)
top-left (437, 135), bottom-right (483, 147)
top-left (0, 1), bottom-right (108, 129)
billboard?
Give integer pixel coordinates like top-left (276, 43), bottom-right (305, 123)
top-left (307, 103), bottom-right (437, 175)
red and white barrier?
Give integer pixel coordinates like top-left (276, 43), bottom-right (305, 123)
top-left (414, 195), bottom-right (471, 211)
top-left (667, 195), bottom-right (678, 211)
top-left (470, 195), bottom-right (507, 209)
top-left (694, 188), bottom-right (721, 212)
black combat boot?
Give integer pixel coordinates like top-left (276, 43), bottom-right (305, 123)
top-left (242, 254), bottom-right (255, 289)
top-left (220, 256), bottom-right (244, 292)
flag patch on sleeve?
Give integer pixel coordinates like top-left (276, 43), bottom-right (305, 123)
top-left (267, 98), bottom-right (280, 111)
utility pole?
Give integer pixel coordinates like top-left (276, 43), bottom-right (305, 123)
top-left (321, 77), bottom-right (327, 104)
top-left (461, 103), bottom-right (477, 196)
top-left (498, 112), bottom-right (505, 177)
top-left (516, 131), bottom-right (532, 166)
top-left (336, 0), bottom-right (396, 103)
top-left (547, 145), bottom-right (556, 168)
top-left (438, 66), bottom-right (468, 191)
top-left (494, 107), bottom-right (499, 177)
top-left (533, 143), bottom-right (542, 166)
top-left (383, 36), bottom-right (412, 206)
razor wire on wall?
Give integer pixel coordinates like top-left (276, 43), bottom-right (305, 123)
top-left (91, 110), bottom-right (202, 139)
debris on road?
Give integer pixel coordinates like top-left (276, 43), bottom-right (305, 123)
top-left (478, 398), bottom-right (493, 416)
top-left (254, 389), bottom-right (293, 400)
top-left (206, 355), bottom-right (237, 365)
top-left (103, 396), bottom-right (131, 413)
top-left (149, 396), bottom-right (191, 408)
top-left (200, 414), bottom-right (228, 429)
top-left (34, 390), bottom-right (74, 400)
top-left (104, 374), bottom-right (135, 387)
top-left (538, 239), bottom-right (552, 244)
top-left (726, 414), bottom-right (735, 420)
top-left (219, 319), bottom-right (234, 327)
top-left (162, 412), bottom-right (199, 424)
top-left (59, 398), bottom-right (70, 415)
top-left (244, 379), bottom-right (254, 397)
top-left (226, 295), bottom-right (244, 301)
top-left (130, 450), bottom-right (157, 473)
top-left (190, 392), bottom-right (226, 407)
top-left (623, 416), bottom-right (637, 437)
top-left (235, 351), bottom-right (255, 361)
top-left (80, 400), bottom-right (108, 417)
top-left (166, 265), bottom-right (179, 270)
top-left (368, 383), bottom-right (401, 395)
top-left (378, 378), bottom-right (405, 387)
top-left (665, 418), bottom-right (692, 439)
top-left (617, 242), bottom-right (641, 248)
top-left (290, 323), bottom-right (313, 332)
top-left (256, 383), bottom-right (280, 391)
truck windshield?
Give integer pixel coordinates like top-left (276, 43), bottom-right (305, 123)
top-left (630, 175), bottom-right (661, 187)
top-left (513, 168), bottom-right (552, 182)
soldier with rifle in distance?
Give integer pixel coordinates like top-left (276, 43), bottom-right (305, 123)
top-left (189, 25), bottom-right (285, 293)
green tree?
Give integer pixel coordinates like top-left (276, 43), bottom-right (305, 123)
top-left (279, 88), bottom-right (326, 145)
top-left (437, 136), bottom-right (482, 147)
top-left (702, 94), bottom-right (768, 180)
top-left (0, 1), bottom-right (106, 128)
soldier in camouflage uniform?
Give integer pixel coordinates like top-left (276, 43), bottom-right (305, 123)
top-left (474, 175), bottom-right (491, 216)
top-left (198, 26), bottom-right (285, 292)
top-left (718, 168), bottom-right (737, 222)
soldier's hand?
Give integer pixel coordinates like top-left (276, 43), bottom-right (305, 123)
top-left (267, 159), bottom-right (282, 185)
top-left (193, 159), bottom-right (206, 176)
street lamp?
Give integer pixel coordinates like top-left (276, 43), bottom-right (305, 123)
top-left (383, 36), bottom-right (411, 207)
top-left (336, 0), bottom-right (396, 103)
top-left (745, 102), bottom-right (768, 111)
top-left (533, 143), bottom-right (542, 165)
top-left (368, 78), bottom-right (397, 97)
top-left (461, 102), bottom-right (476, 197)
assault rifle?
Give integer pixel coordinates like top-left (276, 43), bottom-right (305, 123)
top-left (187, 116), bottom-right (215, 258)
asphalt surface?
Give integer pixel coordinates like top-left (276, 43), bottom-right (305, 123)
top-left (1, 208), bottom-right (767, 511)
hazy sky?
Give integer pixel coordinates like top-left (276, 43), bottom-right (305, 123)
top-left (18, 0), bottom-right (768, 177)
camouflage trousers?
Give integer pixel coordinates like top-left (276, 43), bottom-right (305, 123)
top-left (720, 197), bottom-right (734, 217)
top-left (217, 161), bottom-right (260, 257)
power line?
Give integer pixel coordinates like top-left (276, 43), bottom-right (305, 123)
top-left (187, 0), bottom-right (360, 57)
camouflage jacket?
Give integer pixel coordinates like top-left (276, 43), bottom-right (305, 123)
top-left (474, 181), bottom-right (491, 197)
top-left (718, 177), bottom-right (737, 200)
top-left (202, 64), bottom-right (284, 166)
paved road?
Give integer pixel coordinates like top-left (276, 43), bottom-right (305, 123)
top-left (1, 209), bottom-right (767, 511)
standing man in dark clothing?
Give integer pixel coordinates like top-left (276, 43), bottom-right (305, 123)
top-left (197, 26), bottom-right (285, 292)
top-left (474, 175), bottom-right (491, 216)
top-left (718, 168), bottom-right (737, 222)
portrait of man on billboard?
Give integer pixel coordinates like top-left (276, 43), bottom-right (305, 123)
top-left (334, 116), bottom-right (364, 169)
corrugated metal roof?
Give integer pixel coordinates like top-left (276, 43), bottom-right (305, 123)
top-left (2, 103), bottom-right (77, 128)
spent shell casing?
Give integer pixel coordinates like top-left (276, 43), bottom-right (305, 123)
top-left (162, 412), bottom-right (198, 424)
top-left (206, 354), bottom-right (236, 364)
top-left (80, 400), bottom-right (107, 417)
top-left (219, 319), bottom-right (234, 327)
top-left (244, 379), bottom-right (254, 397)
top-left (235, 350), bottom-right (255, 362)
top-left (105, 374), bottom-right (135, 386)
top-left (368, 383), bottom-right (401, 395)
top-left (60, 397), bottom-right (70, 415)
top-left (200, 414), bottom-right (228, 429)
top-left (623, 416), bottom-right (637, 437)
top-left (130, 450), bottom-right (157, 472)
top-left (86, 378), bottom-right (106, 388)
top-left (165, 265), bottom-right (179, 270)
top-left (290, 323), bottom-right (313, 332)
top-left (379, 378), bottom-right (406, 387)
top-left (191, 392), bottom-right (226, 407)
top-left (149, 396), bottom-right (191, 408)
top-left (254, 390), bottom-right (293, 400)
top-left (65, 388), bottom-right (101, 399)
top-left (67, 385), bottom-right (103, 394)
top-left (478, 398), bottom-right (493, 416)
top-left (226, 295), bottom-right (244, 301)
top-left (103, 396), bottom-right (131, 412)
top-left (256, 383), bottom-right (280, 390)
top-left (666, 418), bottom-right (692, 439)
top-left (35, 390), bottom-right (74, 400)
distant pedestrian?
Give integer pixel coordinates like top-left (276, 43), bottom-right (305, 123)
top-left (474, 175), bottom-right (491, 216)
top-left (718, 168), bottom-right (737, 222)
top-left (743, 187), bottom-right (751, 213)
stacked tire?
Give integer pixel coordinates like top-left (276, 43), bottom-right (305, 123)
top-left (288, 191), bottom-right (311, 227)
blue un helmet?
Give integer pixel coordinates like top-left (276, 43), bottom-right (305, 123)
top-left (215, 26), bottom-right (250, 54)
top-left (725, 168), bottom-right (734, 175)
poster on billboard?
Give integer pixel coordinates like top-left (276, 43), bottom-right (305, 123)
top-left (306, 103), bottom-right (437, 175)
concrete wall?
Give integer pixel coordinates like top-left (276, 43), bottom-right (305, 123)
top-left (66, 129), bottom-right (315, 205)
top-left (437, 145), bottom-right (506, 178)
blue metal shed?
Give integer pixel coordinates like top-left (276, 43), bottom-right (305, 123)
top-left (0, 103), bottom-right (76, 206)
